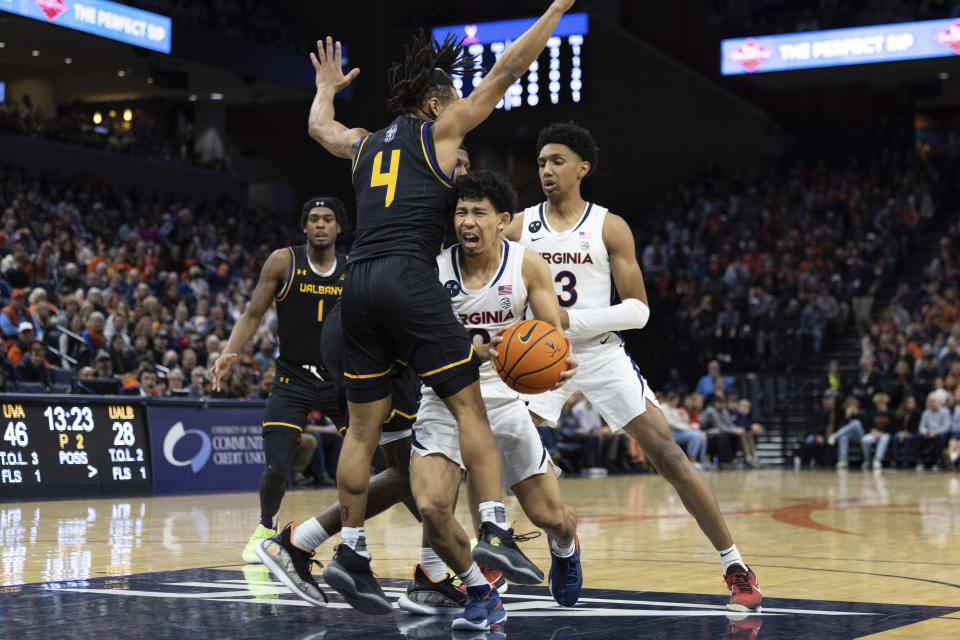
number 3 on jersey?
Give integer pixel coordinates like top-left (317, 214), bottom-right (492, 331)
top-left (555, 270), bottom-right (578, 307)
top-left (371, 150), bottom-right (401, 207)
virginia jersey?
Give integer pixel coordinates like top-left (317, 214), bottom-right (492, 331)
top-left (435, 239), bottom-right (527, 401)
top-left (518, 202), bottom-right (619, 351)
top-left (275, 247), bottom-right (346, 366)
top-left (349, 116), bottom-right (454, 264)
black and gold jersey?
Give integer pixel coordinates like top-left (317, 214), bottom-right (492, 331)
top-left (349, 115), bottom-right (454, 264)
top-left (275, 246), bottom-right (346, 365)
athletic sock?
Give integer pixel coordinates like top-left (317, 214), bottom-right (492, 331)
top-left (340, 526), bottom-right (370, 559)
top-left (419, 547), bottom-right (447, 581)
top-left (259, 514), bottom-right (274, 530)
top-left (478, 501), bottom-right (507, 528)
top-left (291, 518), bottom-right (329, 551)
top-left (456, 562), bottom-right (487, 588)
top-left (951, 452), bottom-right (958, 463)
top-left (551, 537), bottom-right (576, 558)
top-left (719, 544), bottom-right (746, 574)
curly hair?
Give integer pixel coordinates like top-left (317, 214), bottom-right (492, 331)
top-left (536, 121), bottom-right (600, 175)
top-left (385, 30), bottom-right (476, 115)
top-left (452, 169), bottom-right (518, 216)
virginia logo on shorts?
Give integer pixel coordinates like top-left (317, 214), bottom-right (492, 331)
top-left (444, 279), bottom-right (462, 297)
top-left (528, 220), bottom-right (542, 233)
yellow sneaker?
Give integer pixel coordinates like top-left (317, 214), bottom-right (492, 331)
top-left (242, 524), bottom-right (277, 564)
top-left (241, 564), bottom-right (278, 600)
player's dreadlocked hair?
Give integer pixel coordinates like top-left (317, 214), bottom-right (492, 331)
top-left (452, 170), bottom-right (518, 217)
top-left (536, 121), bottom-right (600, 176)
top-left (386, 30), bottom-right (476, 116)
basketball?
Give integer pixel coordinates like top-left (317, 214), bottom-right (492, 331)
top-left (493, 319), bottom-right (569, 394)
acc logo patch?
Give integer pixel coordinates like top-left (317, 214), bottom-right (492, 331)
top-left (444, 280), bottom-right (462, 297)
top-left (528, 220), bottom-right (542, 233)
top-left (500, 297), bottom-right (512, 310)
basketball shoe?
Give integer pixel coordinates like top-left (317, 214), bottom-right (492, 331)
top-left (451, 583), bottom-right (507, 631)
top-left (472, 522), bottom-right (544, 584)
top-left (724, 565), bottom-right (762, 611)
top-left (242, 523), bottom-right (276, 563)
top-left (723, 613), bottom-right (763, 640)
top-left (397, 564), bottom-right (466, 615)
top-left (548, 536), bottom-right (582, 607)
top-left (322, 543), bottom-right (393, 615)
top-left (254, 523), bottom-right (327, 607)
top-left (480, 566), bottom-right (507, 593)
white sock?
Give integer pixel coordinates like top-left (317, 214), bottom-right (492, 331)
top-left (951, 452), bottom-right (958, 463)
top-left (551, 537), bottom-right (576, 558)
top-left (419, 547), bottom-right (447, 581)
top-left (340, 526), bottom-right (370, 559)
top-left (456, 562), bottom-right (487, 587)
top-left (478, 501), bottom-right (507, 527)
top-left (719, 544), bottom-right (745, 574)
top-left (291, 518), bottom-right (329, 551)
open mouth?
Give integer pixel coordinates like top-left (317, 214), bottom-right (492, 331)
top-left (543, 180), bottom-right (557, 192)
top-left (461, 232), bottom-right (480, 249)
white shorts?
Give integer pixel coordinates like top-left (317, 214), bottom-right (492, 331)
top-left (412, 392), bottom-right (550, 492)
top-left (526, 344), bottom-right (660, 431)
top-left (380, 429), bottom-right (412, 446)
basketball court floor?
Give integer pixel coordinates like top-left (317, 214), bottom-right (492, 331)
top-left (2, 469), bottom-right (958, 639)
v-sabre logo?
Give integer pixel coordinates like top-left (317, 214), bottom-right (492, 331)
top-left (163, 421), bottom-right (212, 473)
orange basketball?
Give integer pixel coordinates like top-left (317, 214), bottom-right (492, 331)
top-left (493, 319), bottom-right (569, 394)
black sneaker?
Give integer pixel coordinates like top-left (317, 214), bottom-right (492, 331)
top-left (397, 564), bottom-right (466, 615)
top-left (254, 522), bottom-right (328, 607)
top-left (322, 543), bottom-right (393, 615)
top-left (471, 522), bottom-right (544, 585)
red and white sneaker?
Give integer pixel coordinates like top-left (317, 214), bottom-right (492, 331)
top-left (724, 566), bottom-right (762, 611)
top-left (480, 565), bottom-right (508, 594)
top-left (723, 613), bottom-right (763, 640)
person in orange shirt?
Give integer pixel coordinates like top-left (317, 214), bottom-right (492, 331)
top-left (86, 244), bottom-right (114, 275)
top-left (7, 322), bottom-right (36, 366)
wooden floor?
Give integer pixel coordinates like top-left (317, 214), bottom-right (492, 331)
top-left (2, 469), bottom-right (959, 639)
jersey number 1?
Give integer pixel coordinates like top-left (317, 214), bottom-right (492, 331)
top-left (371, 150), bottom-right (401, 207)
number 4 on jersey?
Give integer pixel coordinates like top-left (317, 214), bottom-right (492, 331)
top-left (371, 150), bottom-right (401, 207)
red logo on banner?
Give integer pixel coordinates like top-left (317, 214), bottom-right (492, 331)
top-left (729, 38), bottom-right (773, 73)
top-left (33, 0), bottom-right (68, 21)
top-left (936, 20), bottom-right (960, 54)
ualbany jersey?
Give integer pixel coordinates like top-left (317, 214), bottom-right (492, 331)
top-left (275, 247), bottom-right (346, 366)
top-left (518, 202), bottom-right (618, 353)
top-left (350, 116), bottom-right (453, 264)
top-left (435, 239), bottom-right (527, 402)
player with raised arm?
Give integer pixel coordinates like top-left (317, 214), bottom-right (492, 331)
top-left (304, 0), bottom-right (577, 615)
top-left (504, 122), bottom-right (763, 612)
top-left (401, 170), bottom-right (581, 630)
top-left (210, 198), bottom-right (351, 565)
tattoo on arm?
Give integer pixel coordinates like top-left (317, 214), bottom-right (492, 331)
top-left (340, 505), bottom-right (349, 520)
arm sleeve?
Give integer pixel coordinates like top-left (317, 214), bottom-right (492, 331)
top-left (566, 298), bottom-right (650, 341)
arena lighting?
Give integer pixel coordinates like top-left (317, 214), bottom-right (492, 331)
top-left (117, 69), bottom-right (126, 77)
top-left (0, 42), bottom-right (6, 48)
top-left (0, 0), bottom-right (171, 54)
top-left (31, 49), bottom-right (39, 56)
top-left (123, 108), bottom-right (132, 121)
top-left (64, 57), bottom-right (72, 64)
top-left (210, 92), bottom-right (224, 100)
top-left (108, 109), bottom-right (116, 118)
top-left (188, 94), bottom-right (197, 102)
top-left (92, 112), bottom-right (102, 124)
top-left (939, 71), bottom-right (950, 79)
top-left (723, 18), bottom-right (960, 75)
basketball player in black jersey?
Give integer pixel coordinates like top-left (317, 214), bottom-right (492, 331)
top-left (305, 0), bottom-right (576, 619)
top-left (211, 198), bottom-right (357, 563)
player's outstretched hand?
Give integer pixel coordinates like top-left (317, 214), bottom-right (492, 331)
top-left (552, 0), bottom-right (577, 13)
top-left (209, 352), bottom-right (238, 392)
top-left (310, 36), bottom-right (360, 93)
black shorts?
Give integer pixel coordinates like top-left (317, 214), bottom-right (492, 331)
top-left (322, 301), bottom-right (421, 433)
top-left (342, 256), bottom-right (480, 403)
top-left (262, 358), bottom-right (347, 434)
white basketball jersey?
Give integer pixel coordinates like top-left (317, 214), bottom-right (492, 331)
top-left (436, 239), bottom-right (528, 401)
top-left (518, 201), bottom-right (620, 351)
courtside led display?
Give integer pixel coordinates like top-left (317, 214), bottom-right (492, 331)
top-left (722, 18), bottom-right (960, 75)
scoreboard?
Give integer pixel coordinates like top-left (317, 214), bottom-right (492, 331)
top-left (431, 13), bottom-right (588, 110)
top-left (0, 399), bottom-right (151, 499)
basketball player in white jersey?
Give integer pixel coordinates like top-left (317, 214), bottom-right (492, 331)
top-left (504, 122), bottom-right (762, 612)
top-left (406, 170), bottom-right (582, 631)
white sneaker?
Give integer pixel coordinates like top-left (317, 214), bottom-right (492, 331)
top-left (915, 463), bottom-right (925, 471)
top-left (872, 459), bottom-right (882, 470)
top-left (827, 436), bottom-right (837, 447)
top-left (836, 461), bottom-right (848, 469)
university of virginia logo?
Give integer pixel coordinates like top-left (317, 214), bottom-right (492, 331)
top-left (729, 38), bottom-right (773, 73)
